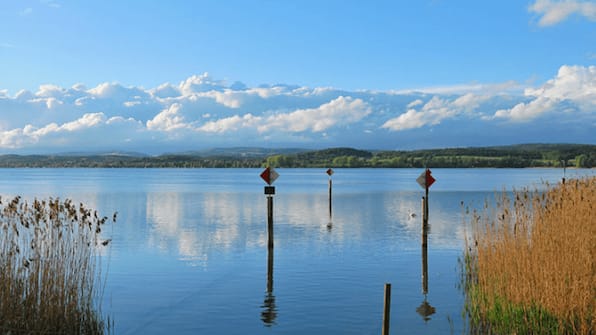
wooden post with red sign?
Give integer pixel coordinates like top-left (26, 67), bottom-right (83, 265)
top-left (261, 167), bottom-right (279, 250)
top-left (416, 168), bottom-right (435, 295)
top-left (417, 168), bottom-right (435, 224)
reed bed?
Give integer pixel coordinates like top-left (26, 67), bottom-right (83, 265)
top-left (0, 196), bottom-right (114, 334)
top-left (463, 177), bottom-right (595, 334)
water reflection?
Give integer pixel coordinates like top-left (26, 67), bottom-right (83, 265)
top-left (2, 168), bottom-right (594, 335)
top-left (383, 192), bottom-right (469, 249)
top-left (145, 192), bottom-right (261, 267)
top-left (416, 298), bottom-right (436, 322)
top-left (261, 248), bottom-right (277, 326)
top-left (141, 190), bottom-right (475, 270)
top-left (418, 207), bottom-right (436, 322)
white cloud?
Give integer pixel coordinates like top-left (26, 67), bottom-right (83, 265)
top-left (382, 94), bottom-right (490, 131)
top-left (15, 90), bottom-right (35, 101)
top-left (46, 97), bottom-right (63, 109)
top-left (525, 65), bottom-right (596, 102)
top-left (407, 99), bottom-right (424, 108)
top-left (187, 96), bottom-right (371, 134)
top-left (198, 114), bottom-right (261, 133)
top-left (178, 73), bottom-right (226, 95)
top-left (0, 128), bottom-right (28, 149)
top-left (202, 90), bottom-right (244, 108)
top-left (529, 0), bottom-right (596, 26)
top-left (382, 108), bottom-right (429, 131)
top-left (146, 103), bottom-right (190, 131)
top-left (36, 84), bottom-right (65, 98)
top-left (258, 96), bottom-right (371, 133)
top-left (452, 93), bottom-right (492, 113)
top-left (28, 113), bottom-right (105, 137)
top-left (393, 81), bottom-right (522, 95)
top-left (494, 97), bottom-right (557, 121)
top-left (151, 83), bottom-right (180, 99)
top-left (494, 65), bottom-right (596, 121)
top-left (87, 82), bottom-right (148, 101)
top-left (0, 113), bottom-right (106, 148)
top-left (123, 101), bottom-right (141, 107)
top-left (60, 113), bottom-right (104, 131)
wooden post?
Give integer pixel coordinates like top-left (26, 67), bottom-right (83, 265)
top-left (328, 178), bottom-right (333, 219)
top-left (425, 184), bottom-right (429, 221)
top-left (264, 185), bottom-right (275, 250)
top-left (267, 195), bottom-right (274, 250)
top-left (421, 197), bottom-right (426, 229)
top-left (382, 283), bottom-right (391, 335)
top-left (326, 168), bottom-right (334, 221)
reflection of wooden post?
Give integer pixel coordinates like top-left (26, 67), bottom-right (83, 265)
top-left (261, 247), bottom-right (277, 326)
top-left (422, 236), bottom-right (428, 295)
top-left (266, 248), bottom-right (274, 295)
top-left (421, 196), bottom-right (428, 295)
top-left (382, 283), bottom-right (391, 335)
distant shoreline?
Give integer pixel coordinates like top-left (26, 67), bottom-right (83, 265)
top-left (0, 144), bottom-right (594, 169)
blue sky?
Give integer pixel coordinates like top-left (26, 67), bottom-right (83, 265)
top-left (0, 1), bottom-right (594, 153)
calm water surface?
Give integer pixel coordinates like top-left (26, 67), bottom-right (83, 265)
top-left (0, 168), bottom-right (592, 334)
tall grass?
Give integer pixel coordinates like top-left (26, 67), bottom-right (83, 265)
top-left (0, 196), bottom-right (114, 334)
top-left (463, 177), bottom-right (595, 334)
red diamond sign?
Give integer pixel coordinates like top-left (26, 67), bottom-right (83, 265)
top-left (416, 169), bottom-right (436, 189)
top-left (260, 167), bottom-right (279, 185)
top-left (326, 168), bottom-right (334, 176)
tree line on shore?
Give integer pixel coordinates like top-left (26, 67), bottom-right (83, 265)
top-left (0, 143), bottom-right (594, 168)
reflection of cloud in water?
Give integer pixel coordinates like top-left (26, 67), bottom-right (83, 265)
top-left (177, 232), bottom-right (208, 267)
top-left (146, 193), bottom-right (182, 254)
top-left (145, 190), bottom-right (475, 267)
top-left (382, 192), bottom-right (468, 248)
top-left (146, 192), bottom-right (264, 266)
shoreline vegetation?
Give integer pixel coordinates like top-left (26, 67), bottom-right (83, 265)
top-left (0, 143), bottom-right (594, 168)
top-left (0, 197), bottom-right (114, 334)
top-left (462, 177), bottom-right (595, 334)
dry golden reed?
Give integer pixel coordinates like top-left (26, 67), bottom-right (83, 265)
top-left (0, 196), bottom-right (114, 334)
top-left (464, 177), bottom-right (595, 334)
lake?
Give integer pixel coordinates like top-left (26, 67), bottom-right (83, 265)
top-left (0, 168), bottom-right (592, 334)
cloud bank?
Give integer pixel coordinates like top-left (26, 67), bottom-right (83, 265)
top-left (0, 65), bottom-right (594, 153)
top-left (494, 65), bottom-right (596, 121)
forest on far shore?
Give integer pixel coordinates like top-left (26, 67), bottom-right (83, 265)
top-left (0, 144), bottom-right (594, 168)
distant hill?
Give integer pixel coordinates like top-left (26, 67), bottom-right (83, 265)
top-left (264, 144), bottom-right (596, 168)
top-left (174, 147), bottom-right (307, 158)
top-left (0, 144), bottom-right (594, 168)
